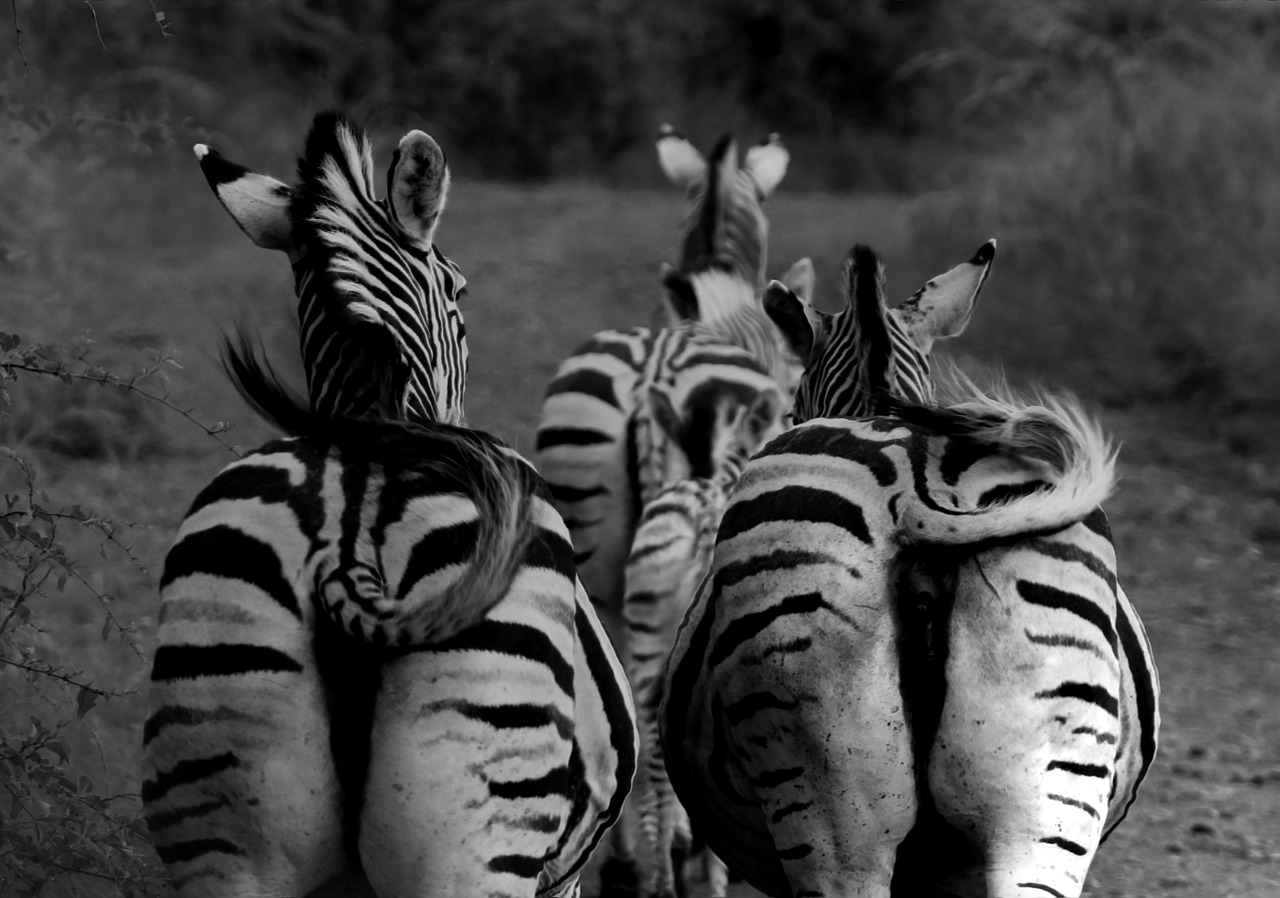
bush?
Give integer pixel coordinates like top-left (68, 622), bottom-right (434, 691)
top-left (0, 333), bottom-right (237, 897)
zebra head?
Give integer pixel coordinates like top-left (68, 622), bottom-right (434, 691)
top-left (763, 240), bottom-right (996, 424)
top-left (195, 109), bottom-right (469, 427)
top-left (656, 125), bottom-right (787, 294)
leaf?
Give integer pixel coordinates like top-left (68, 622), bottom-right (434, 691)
top-left (75, 688), bottom-right (99, 719)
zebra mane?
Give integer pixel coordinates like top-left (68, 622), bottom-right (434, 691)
top-left (845, 245), bottom-right (894, 412)
top-left (287, 110), bottom-right (413, 395)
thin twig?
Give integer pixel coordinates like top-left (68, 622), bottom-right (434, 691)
top-left (148, 0), bottom-right (171, 38)
top-left (10, 0), bottom-right (26, 74)
top-left (4, 362), bottom-right (243, 457)
top-left (84, 1), bottom-right (106, 50)
top-left (0, 657), bottom-right (131, 697)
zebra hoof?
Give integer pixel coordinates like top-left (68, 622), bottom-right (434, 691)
top-left (598, 857), bottom-right (641, 898)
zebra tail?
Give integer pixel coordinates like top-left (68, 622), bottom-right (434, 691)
top-left (220, 326), bottom-right (316, 435)
top-left (222, 327), bottom-right (538, 646)
top-left (398, 448), bottom-right (537, 645)
top-left (893, 388), bottom-right (1118, 546)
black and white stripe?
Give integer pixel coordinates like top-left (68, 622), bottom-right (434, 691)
top-left (196, 109), bottom-right (469, 427)
top-left (144, 111), bottom-right (637, 898)
top-left (662, 243), bottom-right (1156, 898)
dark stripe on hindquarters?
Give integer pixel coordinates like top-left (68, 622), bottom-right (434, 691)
top-left (712, 548), bottom-right (836, 590)
top-left (1048, 792), bottom-right (1100, 819)
top-left (1047, 760), bottom-right (1110, 778)
top-left (145, 797), bottom-right (230, 832)
top-left (1039, 836), bottom-right (1088, 856)
top-left (395, 518), bottom-right (481, 600)
top-left (150, 644), bottom-right (303, 681)
top-left (143, 705), bottom-right (260, 747)
top-left (718, 486), bottom-right (873, 545)
top-left (770, 801), bottom-right (811, 823)
top-left (1105, 597), bottom-right (1159, 836)
top-left (454, 701), bottom-right (574, 738)
top-left (142, 753), bottom-right (240, 804)
top-left (161, 525), bottom-right (300, 617)
top-left (1025, 536), bottom-right (1118, 591)
top-left (488, 854), bottom-right (545, 878)
top-left (707, 591), bottom-right (828, 666)
top-left (418, 620), bottom-right (575, 696)
top-left (154, 838), bottom-right (245, 865)
top-left (1072, 726), bottom-right (1117, 745)
top-left (1016, 580), bottom-right (1117, 654)
top-left (489, 766), bottom-right (570, 800)
top-left (752, 425), bottom-right (901, 488)
top-left (1017, 884), bottom-right (1066, 897)
top-left (1035, 681), bottom-right (1119, 716)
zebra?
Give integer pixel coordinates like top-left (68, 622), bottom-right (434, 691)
top-left (660, 245), bottom-right (1158, 898)
top-left (536, 126), bottom-right (804, 653)
top-left (622, 240), bottom-right (1000, 898)
top-left (621, 382), bottom-right (785, 898)
top-left (142, 110), bottom-right (637, 898)
top-left (535, 128), bottom-right (803, 892)
top-left (765, 246), bottom-right (1160, 897)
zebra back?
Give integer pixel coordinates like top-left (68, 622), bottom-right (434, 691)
top-left (197, 109), bottom-right (469, 426)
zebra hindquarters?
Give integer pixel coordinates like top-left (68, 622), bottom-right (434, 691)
top-left (358, 567), bottom-right (582, 898)
top-left (927, 528), bottom-right (1121, 898)
top-left (144, 513), bottom-right (347, 897)
top-left (669, 555), bottom-right (917, 898)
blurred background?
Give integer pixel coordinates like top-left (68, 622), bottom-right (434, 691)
top-left (1, 2), bottom-right (1278, 895)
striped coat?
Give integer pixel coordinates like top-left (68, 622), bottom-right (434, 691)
top-left (143, 110), bottom-right (637, 898)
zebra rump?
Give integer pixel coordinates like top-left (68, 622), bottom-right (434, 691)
top-left (222, 330), bottom-right (537, 647)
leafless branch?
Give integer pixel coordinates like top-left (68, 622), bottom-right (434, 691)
top-left (84, 0), bottom-right (106, 50)
top-left (10, 0), bottom-right (26, 74)
top-left (3, 362), bottom-right (244, 458)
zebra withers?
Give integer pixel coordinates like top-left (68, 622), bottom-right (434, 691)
top-left (142, 111), bottom-right (637, 898)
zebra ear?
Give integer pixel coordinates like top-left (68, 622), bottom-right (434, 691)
top-left (656, 124), bottom-right (706, 188)
top-left (194, 144), bottom-right (295, 252)
top-left (744, 133), bottom-right (788, 199)
top-left (763, 280), bottom-right (821, 365)
top-left (388, 130), bottom-right (450, 246)
top-left (894, 239), bottom-right (996, 353)
top-left (778, 257), bottom-right (816, 305)
top-left (661, 266), bottom-right (700, 322)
